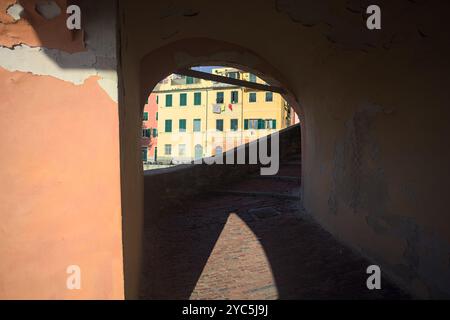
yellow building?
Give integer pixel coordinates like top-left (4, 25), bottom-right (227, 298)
top-left (153, 67), bottom-right (291, 164)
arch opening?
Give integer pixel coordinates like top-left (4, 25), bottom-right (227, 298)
top-left (141, 65), bottom-right (300, 169)
top-left (118, 35), bottom-right (409, 300)
top-left (133, 40), bottom-right (308, 298)
top-left (122, 38), bottom-right (404, 300)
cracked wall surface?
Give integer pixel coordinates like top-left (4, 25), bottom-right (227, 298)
top-left (0, 0), bottom-right (84, 52)
top-left (0, 0), bottom-right (118, 101)
top-left (275, 0), bottom-right (441, 50)
top-left (0, 0), bottom-right (123, 299)
top-left (119, 0), bottom-right (450, 298)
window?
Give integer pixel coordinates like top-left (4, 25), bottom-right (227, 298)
top-left (258, 119), bottom-right (265, 129)
top-left (193, 119), bottom-right (201, 132)
top-left (194, 92), bottom-right (201, 105)
top-left (143, 112), bottom-right (149, 121)
top-left (141, 147), bottom-right (148, 162)
top-left (216, 119), bottom-right (224, 132)
top-left (195, 144), bottom-right (203, 160)
top-left (230, 119), bottom-right (238, 131)
top-left (180, 93), bottom-right (187, 106)
top-left (165, 94), bottom-right (172, 107)
top-left (186, 76), bottom-right (194, 84)
top-left (179, 144), bottom-right (186, 156)
top-left (265, 119), bottom-right (277, 129)
top-left (156, 95), bottom-right (159, 104)
top-left (152, 128), bottom-right (158, 137)
top-left (156, 112), bottom-right (158, 120)
top-left (142, 128), bottom-right (151, 138)
top-left (179, 119), bottom-right (186, 132)
top-left (216, 92), bottom-right (224, 104)
top-left (215, 146), bottom-right (223, 155)
top-left (227, 72), bottom-right (239, 79)
top-left (165, 119), bottom-right (172, 132)
top-left (249, 73), bottom-right (257, 83)
top-left (249, 92), bottom-right (257, 103)
top-left (231, 91), bottom-right (239, 104)
top-left (164, 144), bottom-right (172, 155)
top-left (265, 92), bottom-right (273, 102)
top-left (245, 119), bottom-right (259, 130)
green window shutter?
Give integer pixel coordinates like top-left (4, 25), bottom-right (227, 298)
top-left (165, 120), bottom-right (172, 132)
top-left (216, 92), bottom-right (224, 104)
top-left (230, 119), bottom-right (238, 131)
top-left (193, 119), bottom-right (201, 132)
top-left (186, 76), bottom-right (194, 84)
top-left (272, 120), bottom-right (276, 129)
top-left (231, 91), bottom-right (238, 103)
top-left (153, 128), bottom-right (158, 137)
top-left (194, 92), bottom-right (201, 105)
top-left (179, 119), bottom-right (186, 132)
top-left (156, 95), bottom-right (159, 104)
top-left (180, 93), bottom-right (187, 106)
top-left (249, 92), bottom-right (256, 103)
top-left (143, 112), bottom-right (149, 121)
top-left (216, 119), bottom-right (223, 131)
top-left (258, 119), bottom-right (264, 129)
top-left (141, 148), bottom-right (147, 162)
top-left (165, 94), bottom-right (172, 107)
top-left (265, 92), bottom-right (273, 102)
top-left (156, 112), bottom-right (158, 120)
top-left (146, 129), bottom-right (151, 137)
top-left (244, 119), bottom-right (249, 130)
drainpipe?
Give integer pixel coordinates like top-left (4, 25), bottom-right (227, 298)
top-left (241, 87), bottom-right (244, 145)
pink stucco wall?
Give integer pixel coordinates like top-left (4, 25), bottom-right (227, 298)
top-left (142, 93), bottom-right (158, 161)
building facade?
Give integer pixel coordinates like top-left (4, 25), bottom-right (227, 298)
top-left (153, 67), bottom-right (293, 164)
top-left (141, 93), bottom-right (158, 162)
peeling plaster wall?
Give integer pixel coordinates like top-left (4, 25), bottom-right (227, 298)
top-left (0, 0), bottom-right (118, 101)
top-left (0, 0), bottom-right (123, 299)
top-left (0, 44), bottom-right (117, 101)
top-left (0, 0), bottom-right (84, 52)
top-left (119, 0), bottom-right (450, 298)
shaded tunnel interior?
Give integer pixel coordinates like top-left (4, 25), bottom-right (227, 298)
top-left (140, 124), bottom-right (407, 299)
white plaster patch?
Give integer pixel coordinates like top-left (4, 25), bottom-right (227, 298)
top-left (0, 44), bottom-right (118, 102)
top-left (35, 0), bottom-right (61, 20)
top-left (6, 3), bottom-right (25, 21)
top-left (0, 44), bottom-right (95, 84)
top-left (97, 71), bottom-right (118, 102)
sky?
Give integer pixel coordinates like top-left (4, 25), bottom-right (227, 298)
top-left (191, 66), bottom-right (220, 73)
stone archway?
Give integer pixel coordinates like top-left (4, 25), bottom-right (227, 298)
top-left (120, 38), bottom-right (304, 298)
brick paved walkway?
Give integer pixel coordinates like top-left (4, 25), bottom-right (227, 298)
top-left (140, 160), bottom-right (408, 299)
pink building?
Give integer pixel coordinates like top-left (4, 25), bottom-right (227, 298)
top-left (291, 107), bottom-right (300, 125)
top-left (142, 94), bottom-right (158, 162)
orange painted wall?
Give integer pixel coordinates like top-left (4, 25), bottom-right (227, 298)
top-left (0, 69), bottom-right (124, 299)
